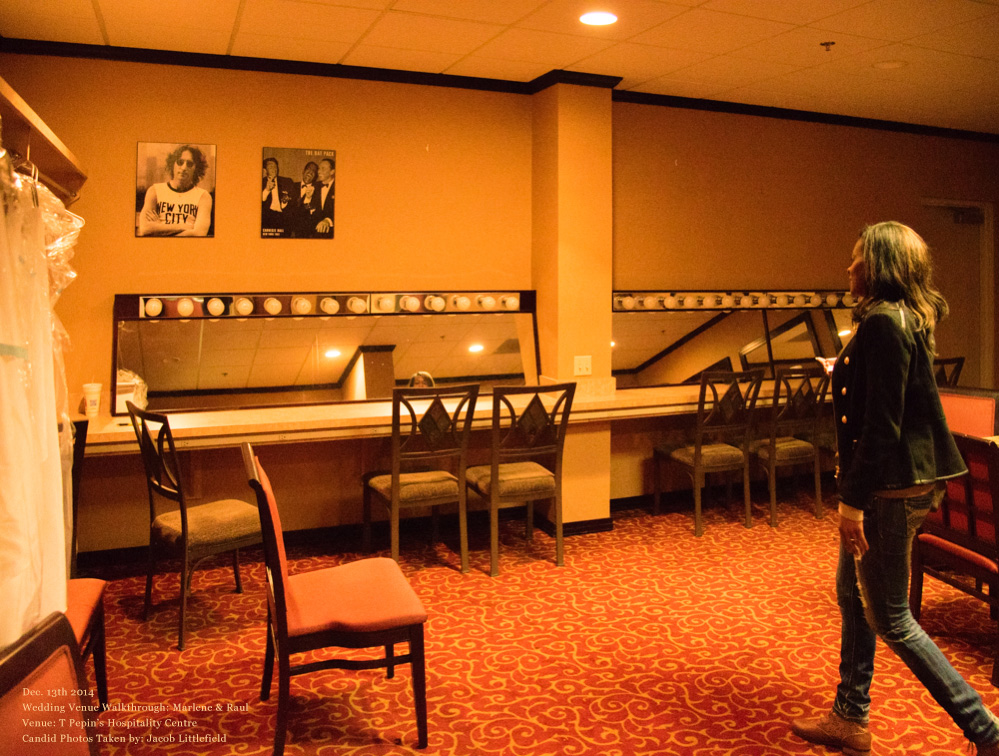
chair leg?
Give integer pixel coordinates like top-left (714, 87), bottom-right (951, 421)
top-left (232, 548), bottom-right (243, 593)
top-left (386, 643), bottom-right (395, 679)
top-left (743, 461), bottom-right (753, 529)
top-left (813, 455), bottom-right (823, 519)
top-left (143, 547), bottom-right (155, 621)
top-left (274, 653), bottom-right (291, 756)
top-left (178, 554), bottom-right (189, 651)
top-left (652, 450), bottom-right (662, 516)
top-left (489, 497), bottom-right (500, 578)
top-left (261, 617), bottom-right (275, 701)
top-left (554, 493), bottom-right (564, 568)
top-left (390, 500), bottom-right (401, 564)
top-left (768, 461), bottom-right (777, 528)
top-left (410, 624), bottom-right (428, 749)
top-left (693, 473), bottom-right (704, 537)
top-left (457, 490), bottom-right (469, 574)
top-left (362, 485), bottom-right (373, 553)
top-left (92, 602), bottom-right (108, 710)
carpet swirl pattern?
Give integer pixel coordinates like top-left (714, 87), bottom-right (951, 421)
top-left (83, 494), bottom-right (998, 755)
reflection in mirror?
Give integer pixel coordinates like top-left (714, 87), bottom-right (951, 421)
top-left (612, 291), bottom-right (854, 388)
top-left (113, 292), bottom-right (539, 414)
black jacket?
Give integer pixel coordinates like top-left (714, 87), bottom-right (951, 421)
top-left (832, 301), bottom-right (966, 512)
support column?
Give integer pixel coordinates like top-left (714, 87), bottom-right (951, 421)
top-left (531, 74), bottom-right (616, 527)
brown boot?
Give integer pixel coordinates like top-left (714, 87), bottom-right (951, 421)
top-left (791, 711), bottom-right (871, 756)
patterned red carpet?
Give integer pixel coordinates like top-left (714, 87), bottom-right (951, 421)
top-left (85, 494), bottom-right (998, 755)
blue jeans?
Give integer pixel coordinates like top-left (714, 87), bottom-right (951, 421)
top-left (833, 492), bottom-right (999, 745)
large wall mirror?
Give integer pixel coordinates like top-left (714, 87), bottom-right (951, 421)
top-left (611, 290), bottom-right (855, 387)
top-left (112, 291), bottom-right (539, 415)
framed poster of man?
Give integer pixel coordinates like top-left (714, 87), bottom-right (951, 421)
top-left (135, 142), bottom-right (216, 237)
top-left (261, 147), bottom-right (335, 239)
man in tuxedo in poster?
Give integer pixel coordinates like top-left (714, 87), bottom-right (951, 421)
top-left (310, 158), bottom-right (335, 237)
top-left (261, 157), bottom-right (294, 237)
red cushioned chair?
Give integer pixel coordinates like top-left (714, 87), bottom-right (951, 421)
top-left (65, 579), bottom-right (108, 710)
top-left (0, 612), bottom-right (100, 755)
top-left (910, 433), bottom-right (999, 685)
top-left (243, 443), bottom-right (429, 756)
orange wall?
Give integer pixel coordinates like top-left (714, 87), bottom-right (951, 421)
top-left (0, 54), bottom-right (534, 399)
top-left (612, 101), bottom-right (999, 292)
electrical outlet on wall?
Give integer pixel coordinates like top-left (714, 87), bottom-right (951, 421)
top-left (574, 355), bottom-right (592, 376)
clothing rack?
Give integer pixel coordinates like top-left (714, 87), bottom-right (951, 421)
top-left (0, 74), bottom-right (87, 205)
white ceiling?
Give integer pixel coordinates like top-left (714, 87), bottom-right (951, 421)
top-left (2, 0), bottom-right (998, 134)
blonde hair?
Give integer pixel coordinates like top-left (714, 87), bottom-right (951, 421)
top-left (853, 221), bottom-right (948, 343)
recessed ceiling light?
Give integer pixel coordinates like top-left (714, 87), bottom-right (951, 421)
top-left (580, 11), bottom-right (617, 25)
top-left (873, 60), bottom-right (907, 70)
top-left (325, 349), bottom-right (341, 359)
top-left (468, 344), bottom-right (484, 353)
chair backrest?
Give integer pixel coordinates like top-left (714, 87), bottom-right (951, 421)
top-left (694, 369), bottom-right (764, 448)
top-left (126, 401), bottom-right (184, 504)
top-left (70, 419), bottom-right (89, 579)
top-left (923, 433), bottom-right (999, 559)
top-left (934, 356), bottom-right (965, 387)
top-left (242, 443), bottom-right (290, 640)
top-left (390, 384), bottom-right (480, 477)
top-left (0, 613), bottom-right (99, 755)
top-left (766, 366), bottom-right (830, 443)
top-left (488, 383), bottom-right (576, 473)
top-left (939, 387), bottom-right (999, 437)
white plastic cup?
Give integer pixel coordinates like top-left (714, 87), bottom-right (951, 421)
top-left (83, 383), bottom-right (102, 418)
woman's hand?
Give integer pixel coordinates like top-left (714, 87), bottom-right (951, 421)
top-left (839, 515), bottom-right (869, 557)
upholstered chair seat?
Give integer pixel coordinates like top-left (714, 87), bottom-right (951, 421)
top-left (465, 461), bottom-right (557, 499)
top-left (152, 500), bottom-right (260, 548)
top-left (750, 436), bottom-right (816, 464)
top-left (366, 470), bottom-right (460, 503)
top-left (668, 442), bottom-right (746, 470)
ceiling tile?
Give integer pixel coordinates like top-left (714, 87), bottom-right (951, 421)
top-left (0, 0), bottom-right (103, 44)
top-left (667, 55), bottom-right (799, 88)
top-left (230, 33), bottom-right (353, 63)
top-left (98, 0), bottom-right (242, 32)
top-left (700, 0), bottom-right (871, 25)
top-left (474, 27), bottom-right (613, 67)
top-left (629, 75), bottom-right (730, 98)
top-left (517, 0), bottom-right (690, 40)
top-left (390, 0), bottom-right (547, 25)
top-left (817, 42), bottom-right (999, 90)
top-left (571, 42), bottom-right (712, 88)
top-left (239, 0), bottom-right (380, 43)
top-left (105, 24), bottom-right (233, 54)
top-left (908, 12), bottom-right (999, 62)
top-left (809, 0), bottom-right (996, 42)
top-left (729, 26), bottom-right (888, 66)
top-left (362, 12), bottom-right (503, 55)
top-left (631, 9), bottom-right (795, 55)
top-left (443, 55), bottom-right (553, 82)
top-left (342, 44), bottom-right (462, 73)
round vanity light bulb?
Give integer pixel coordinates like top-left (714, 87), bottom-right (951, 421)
top-left (810, 294), bottom-right (823, 307)
top-left (377, 296), bottom-right (395, 312)
top-left (320, 297), bottom-right (339, 315)
top-left (639, 296), bottom-right (657, 309)
top-left (618, 296), bottom-right (635, 310)
top-left (825, 293), bottom-right (840, 307)
top-left (452, 295), bottom-right (471, 311)
top-left (793, 294), bottom-right (806, 307)
top-left (206, 297), bottom-right (225, 316)
top-left (292, 297), bottom-right (312, 315)
top-left (176, 298), bottom-right (195, 317)
top-left (144, 298), bottom-right (163, 317)
top-left (774, 294), bottom-right (789, 307)
top-left (721, 295), bottom-right (734, 308)
top-left (400, 295), bottom-right (421, 313)
top-left (501, 295), bottom-right (520, 311)
top-left (347, 296), bottom-right (368, 314)
top-left (478, 295), bottom-right (496, 310)
top-left (235, 297), bottom-right (254, 316)
top-left (662, 295), bottom-right (676, 309)
top-left (425, 295), bottom-right (446, 312)
top-left (264, 297), bottom-right (282, 315)
top-left (842, 293), bottom-right (855, 307)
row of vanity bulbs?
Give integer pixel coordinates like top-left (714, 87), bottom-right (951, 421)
top-left (141, 293), bottom-right (521, 319)
top-left (614, 291), bottom-right (855, 311)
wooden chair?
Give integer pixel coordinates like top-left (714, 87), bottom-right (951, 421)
top-left (243, 444), bottom-right (428, 756)
top-left (126, 402), bottom-right (261, 650)
top-left (910, 433), bottom-right (999, 685)
top-left (934, 356), bottom-right (965, 387)
top-left (465, 382), bottom-right (576, 577)
top-left (652, 369), bottom-right (764, 536)
top-left (0, 612), bottom-right (100, 755)
top-left (750, 366), bottom-right (830, 526)
top-left (362, 384), bottom-right (479, 573)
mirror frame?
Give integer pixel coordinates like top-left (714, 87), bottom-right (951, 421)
top-left (112, 290), bottom-right (539, 415)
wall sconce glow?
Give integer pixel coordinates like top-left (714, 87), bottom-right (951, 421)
top-left (580, 11), bottom-right (617, 25)
top-left (611, 340), bottom-right (616, 347)
top-left (468, 344), bottom-right (484, 353)
top-left (325, 349), bottom-right (341, 359)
